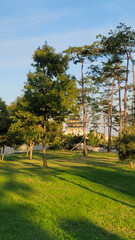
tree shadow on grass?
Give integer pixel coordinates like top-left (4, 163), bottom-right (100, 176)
top-left (0, 160), bottom-right (125, 240)
top-left (5, 151), bottom-right (135, 199)
top-left (0, 204), bottom-right (125, 240)
top-left (0, 164), bottom-right (56, 240)
top-left (55, 175), bottom-right (135, 209)
top-left (0, 203), bottom-right (56, 240)
top-left (47, 150), bottom-right (135, 199)
top-left (5, 152), bottom-right (27, 161)
top-left (59, 218), bottom-right (125, 240)
top-left (0, 152), bottom-right (134, 239)
top-left (16, 151), bottom-right (135, 200)
top-left (51, 163), bottom-right (135, 199)
top-left (0, 163), bottom-right (127, 240)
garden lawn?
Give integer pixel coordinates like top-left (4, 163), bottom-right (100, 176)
top-left (0, 150), bottom-right (135, 240)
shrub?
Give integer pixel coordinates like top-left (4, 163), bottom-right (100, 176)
top-left (118, 124), bottom-right (135, 168)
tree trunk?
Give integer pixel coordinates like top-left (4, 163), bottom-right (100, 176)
top-left (130, 46), bottom-right (135, 120)
top-left (43, 117), bottom-right (47, 167)
top-left (103, 112), bottom-right (106, 152)
top-left (117, 62), bottom-right (122, 136)
top-left (2, 146), bottom-right (4, 161)
top-left (81, 61), bottom-right (88, 157)
top-left (124, 54), bottom-right (129, 129)
top-left (108, 90), bottom-right (110, 153)
top-left (131, 59), bottom-right (135, 120)
top-left (132, 61), bottom-right (135, 120)
top-left (129, 160), bottom-right (134, 169)
top-left (26, 145), bottom-right (29, 157)
top-left (108, 79), bottom-right (114, 153)
top-left (29, 142), bottom-right (34, 160)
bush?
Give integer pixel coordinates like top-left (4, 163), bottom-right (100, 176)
top-left (118, 124), bottom-right (135, 168)
top-left (63, 134), bottom-right (83, 150)
top-left (87, 130), bottom-right (100, 149)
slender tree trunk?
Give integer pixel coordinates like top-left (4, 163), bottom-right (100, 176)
top-left (2, 146), bottom-right (4, 161)
top-left (109, 79), bottom-right (115, 152)
top-left (108, 90), bottom-right (110, 152)
top-left (117, 62), bottom-right (122, 136)
top-left (132, 62), bottom-right (135, 120)
top-left (108, 79), bottom-right (115, 153)
top-left (129, 160), bottom-right (134, 169)
top-left (131, 59), bottom-right (135, 119)
top-left (29, 142), bottom-right (34, 160)
top-left (103, 112), bottom-right (106, 152)
top-left (130, 46), bottom-right (135, 120)
top-left (81, 61), bottom-right (88, 157)
top-left (43, 116), bottom-right (47, 167)
top-left (26, 145), bottom-right (29, 157)
top-left (124, 54), bottom-right (129, 129)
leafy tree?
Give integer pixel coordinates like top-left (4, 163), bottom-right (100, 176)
top-left (118, 124), bottom-right (135, 168)
top-left (87, 97), bottom-right (101, 132)
top-left (9, 97), bottom-right (43, 160)
top-left (64, 44), bottom-right (100, 156)
top-left (46, 121), bottom-right (64, 155)
top-left (24, 43), bottom-right (78, 167)
top-left (99, 23), bottom-right (135, 129)
top-left (64, 46), bottom-right (88, 156)
top-left (87, 130), bottom-right (100, 150)
top-left (130, 46), bottom-right (135, 120)
top-left (0, 98), bottom-right (11, 160)
top-left (89, 61), bottom-right (117, 152)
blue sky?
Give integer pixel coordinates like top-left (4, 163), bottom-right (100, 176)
top-left (0, 0), bottom-right (135, 104)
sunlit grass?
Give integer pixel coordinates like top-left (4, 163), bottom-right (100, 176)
top-left (0, 150), bottom-right (135, 240)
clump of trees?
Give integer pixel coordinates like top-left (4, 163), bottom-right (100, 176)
top-left (1, 23), bottom-right (135, 168)
top-left (64, 23), bottom-right (135, 163)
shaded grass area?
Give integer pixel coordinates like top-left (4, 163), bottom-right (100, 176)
top-left (0, 150), bottom-right (135, 240)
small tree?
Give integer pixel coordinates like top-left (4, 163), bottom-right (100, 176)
top-left (9, 97), bottom-right (43, 160)
top-left (87, 130), bottom-right (100, 150)
top-left (118, 124), bottom-right (135, 168)
top-left (46, 121), bottom-right (64, 156)
top-left (0, 98), bottom-right (11, 160)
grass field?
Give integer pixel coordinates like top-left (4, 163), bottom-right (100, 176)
top-left (0, 150), bottom-right (135, 240)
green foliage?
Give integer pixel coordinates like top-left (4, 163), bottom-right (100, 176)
top-left (118, 124), bottom-right (135, 163)
top-left (8, 97), bottom-right (43, 149)
top-left (0, 98), bottom-right (12, 149)
top-left (63, 133), bottom-right (82, 150)
top-left (46, 121), bottom-right (64, 150)
top-left (32, 42), bottom-right (69, 76)
top-left (24, 43), bottom-right (79, 165)
top-left (87, 97), bottom-right (101, 131)
top-left (24, 43), bottom-right (78, 121)
top-left (24, 71), bottom-right (78, 121)
top-left (87, 130), bottom-right (100, 148)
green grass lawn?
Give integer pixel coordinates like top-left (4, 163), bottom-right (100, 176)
top-left (0, 150), bottom-right (135, 240)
